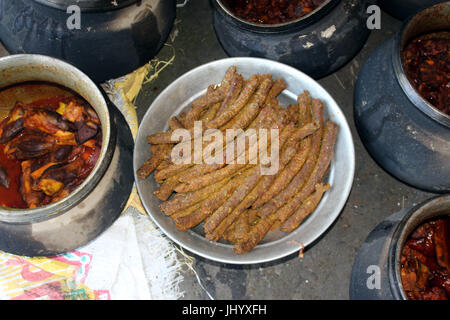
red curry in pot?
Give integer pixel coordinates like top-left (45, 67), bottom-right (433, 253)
top-left (223, 0), bottom-right (326, 24)
top-left (0, 96), bottom-right (102, 209)
top-left (402, 32), bottom-right (450, 116)
top-left (400, 216), bottom-right (450, 300)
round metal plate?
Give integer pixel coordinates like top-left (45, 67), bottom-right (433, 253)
top-left (134, 57), bottom-right (355, 265)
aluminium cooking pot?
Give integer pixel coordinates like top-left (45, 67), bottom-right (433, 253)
top-left (0, 0), bottom-right (176, 82)
top-left (210, 0), bottom-right (374, 79)
top-left (350, 194), bottom-right (450, 300)
top-left (354, 2), bottom-right (450, 193)
top-left (0, 54), bottom-right (134, 256)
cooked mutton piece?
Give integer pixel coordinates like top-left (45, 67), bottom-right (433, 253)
top-left (11, 132), bottom-right (55, 160)
top-left (36, 157), bottom-right (84, 190)
top-left (0, 102), bottom-right (26, 143)
top-left (20, 160), bottom-right (43, 208)
top-left (36, 178), bottom-right (65, 196)
top-left (75, 121), bottom-right (98, 144)
top-left (60, 101), bottom-right (85, 123)
top-left (0, 118), bottom-right (24, 144)
top-left (24, 109), bottom-right (75, 134)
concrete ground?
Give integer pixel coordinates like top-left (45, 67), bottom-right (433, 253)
top-left (133, 1), bottom-right (435, 300)
top-left (0, 1), bottom-right (436, 300)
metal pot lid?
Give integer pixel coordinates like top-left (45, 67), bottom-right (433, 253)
top-left (33, 0), bottom-right (138, 11)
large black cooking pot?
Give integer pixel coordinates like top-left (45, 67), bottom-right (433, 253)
top-left (379, 0), bottom-right (447, 21)
top-left (0, 54), bottom-right (134, 256)
top-left (210, 0), bottom-right (374, 79)
top-left (350, 194), bottom-right (450, 300)
top-left (0, 0), bottom-right (176, 82)
top-left (354, 2), bottom-right (450, 193)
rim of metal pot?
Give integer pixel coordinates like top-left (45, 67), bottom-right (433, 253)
top-left (0, 54), bottom-right (113, 224)
top-left (392, 2), bottom-right (450, 128)
top-left (33, 0), bottom-right (138, 12)
top-left (387, 194), bottom-right (450, 300)
top-left (214, 0), bottom-right (340, 33)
